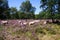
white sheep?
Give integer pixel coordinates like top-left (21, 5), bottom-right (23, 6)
top-left (18, 20), bottom-right (21, 23)
top-left (18, 20), bottom-right (26, 26)
top-left (34, 20), bottom-right (40, 23)
top-left (43, 21), bottom-right (47, 24)
top-left (29, 21), bottom-right (35, 25)
top-left (23, 22), bottom-right (27, 25)
top-left (1, 21), bottom-right (8, 25)
top-left (19, 22), bottom-right (27, 26)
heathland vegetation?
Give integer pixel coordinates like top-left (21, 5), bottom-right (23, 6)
top-left (0, 0), bottom-right (60, 40)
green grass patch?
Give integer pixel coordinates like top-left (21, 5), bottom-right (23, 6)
top-left (0, 26), bottom-right (4, 31)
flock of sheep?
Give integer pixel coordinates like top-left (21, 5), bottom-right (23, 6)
top-left (0, 19), bottom-right (55, 26)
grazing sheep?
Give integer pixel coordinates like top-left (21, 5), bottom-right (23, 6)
top-left (28, 20), bottom-right (40, 25)
top-left (34, 20), bottom-right (40, 22)
top-left (18, 20), bottom-right (21, 23)
top-left (29, 21), bottom-right (35, 25)
top-left (1, 21), bottom-right (8, 25)
top-left (46, 20), bottom-right (52, 23)
top-left (43, 21), bottom-right (47, 24)
top-left (18, 20), bottom-right (22, 25)
top-left (40, 20), bottom-right (47, 25)
top-left (23, 22), bottom-right (27, 25)
top-left (20, 22), bottom-right (28, 27)
top-left (17, 20), bottom-right (28, 26)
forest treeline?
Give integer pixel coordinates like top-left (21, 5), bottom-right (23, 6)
top-left (0, 0), bottom-right (60, 20)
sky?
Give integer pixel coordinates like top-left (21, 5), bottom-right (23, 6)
top-left (8, 0), bottom-right (42, 14)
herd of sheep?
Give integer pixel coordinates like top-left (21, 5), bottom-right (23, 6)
top-left (0, 20), bottom-right (40, 26)
top-left (0, 19), bottom-right (59, 26)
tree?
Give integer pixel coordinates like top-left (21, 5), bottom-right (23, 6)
top-left (39, 11), bottom-right (52, 19)
top-left (57, 0), bottom-right (60, 14)
top-left (40, 0), bottom-right (57, 22)
top-left (10, 7), bottom-right (19, 19)
top-left (54, 13), bottom-right (60, 19)
top-left (18, 11), bottom-right (26, 19)
top-left (35, 14), bottom-right (40, 19)
top-left (0, 0), bottom-right (10, 19)
top-left (20, 0), bottom-right (36, 19)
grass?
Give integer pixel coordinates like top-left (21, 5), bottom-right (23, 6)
top-left (0, 23), bottom-right (60, 40)
top-left (0, 26), bottom-right (4, 31)
top-left (0, 26), bottom-right (4, 40)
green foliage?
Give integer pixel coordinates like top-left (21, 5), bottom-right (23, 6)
top-left (0, 0), bottom-right (10, 19)
top-left (54, 14), bottom-right (60, 19)
top-left (40, 0), bottom-right (60, 19)
top-left (20, 0), bottom-right (35, 19)
top-left (18, 11), bottom-right (26, 19)
top-left (35, 27), bottom-right (56, 35)
top-left (0, 0), bottom-right (60, 19)
top-left (35, 14), bottom-right (39, 19)
top-left (0, 26), bottom-right (4, 40)
top-left (35, 27), bottom-right (46, 34)
top-left (10, 7), bottom-right (19, 19)
top-left (35, 11), bottom-right (52, 19)
top-left (25, 31), bottom-right (32, 37)
top-left (0, 26), bottom-right (3, 31)
top-left (20, 1), bottom-right (32, 12)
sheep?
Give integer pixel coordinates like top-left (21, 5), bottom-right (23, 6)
top-left (28, 20), bottom-right (40, 25)
top-left (43, 21), bottom-right (47, 24)
top-left (17, 20), bottom-right (27, 26)
top-left (29, 21), bottom-right (35, 25)
top-left (17, 21), bottom-right (23, 26)
top-left (17, 20), bottom-right (22, 25)
top-left (1, 20), bottom-right (8, 25)
top-left (34, 20), bottom-right (40, 23)
top-left (23, 22), bottom-right (27, 25)
top-left (40, 20), bottom-right (47, 25)
top-left (18, 20), bottom-right (21, 23)
top-left (46, 20), bottom-right (52, 23)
